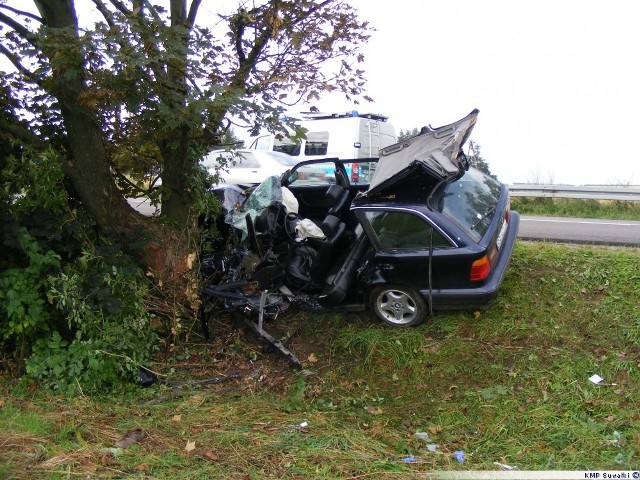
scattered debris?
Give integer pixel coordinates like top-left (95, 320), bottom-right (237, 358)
top-left (414, 432), bottom-right (431, 443)
top-left (606, 431), bottom-right (625, 447)
top-left (588, 374), bottom-right (604, 385)
top-left (454, 450), bottom-right (465, 463)
top-left (115, 427), bottom-right (145, 448)
top-left (494, 461), bottom-right (517, 470)
top-left (403, 455), bottom-right (417, 463)
top-left (588, 374), bottom-right (618, 386)
top-left (426, 444), bottom-right (440, 453)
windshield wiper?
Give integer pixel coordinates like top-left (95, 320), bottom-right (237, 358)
top-left (471, 205), bottom-right (497, 230)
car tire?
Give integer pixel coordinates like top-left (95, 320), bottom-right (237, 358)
top-left (370, 285), bottom-right (427, 327)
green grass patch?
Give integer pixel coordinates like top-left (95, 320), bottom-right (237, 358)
top-left (1, 242), bottom-right (639, 477)
top-left (511, 197), bottom-right (640, 220)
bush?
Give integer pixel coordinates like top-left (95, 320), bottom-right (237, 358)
top-left (1, 149), bottom-right (158, 394)
top-left (26, 250), bottom-right (157, 395)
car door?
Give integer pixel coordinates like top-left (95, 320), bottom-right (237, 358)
top-left (356, 208), bottom-right (463, 291)
top-left (284, 159), bottom-right (351, 220)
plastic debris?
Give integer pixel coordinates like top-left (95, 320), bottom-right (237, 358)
top-left (403, 455), bottom-right (417, 463)
top-left (426, 444), bottom-right (439, 453)
top-left (299, 421), bottom-right (309, 429)
top-left (454, 450), bottom-right (465, 463)
top-left (609, 431), bottom-right (625, 447)
top-left (494, 461), bottom-right (517, 470)
top-left (588, 374), bottom-right (604, 385)
top-left (414, 432), bottom-right (432, 443)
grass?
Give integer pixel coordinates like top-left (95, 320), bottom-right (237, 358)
top-left (1, 241), bottom-right (640, 478)
top-left (511, 197), bottom-right (640, 220)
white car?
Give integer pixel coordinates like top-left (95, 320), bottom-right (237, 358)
top-left (202, 149), bottom-right (325, 185)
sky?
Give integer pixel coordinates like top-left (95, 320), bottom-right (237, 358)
top-left (311, 0), bottom-right (640, 186)
top-left (3, 0), bottom-right (638, 186)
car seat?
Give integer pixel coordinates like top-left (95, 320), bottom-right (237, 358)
top-left (325, 183), bottom-right (349, 217)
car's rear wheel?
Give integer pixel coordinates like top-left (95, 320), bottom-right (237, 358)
top-left (370, 285), bottom-right (427, 327)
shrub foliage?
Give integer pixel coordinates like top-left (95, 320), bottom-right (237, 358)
top-left (1, 149), bottom-right (157, 394)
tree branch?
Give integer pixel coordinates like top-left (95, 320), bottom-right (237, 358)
top-left (0, 118), bottom-right (47, 149)
top-left (105, 0), bottom-right (131, 16)
top-left (0, 4), bottom-right (43, 23)
top-left (141, 0), bottom-right (163, 23)
top-left (187, 0), bottom-right (202, 28)
top-left (0, 44), bottom-right (38, 83)
top-left (0, 11), bottom-right (36, 41)
top-left (91, 0), bottom-right (116, 27)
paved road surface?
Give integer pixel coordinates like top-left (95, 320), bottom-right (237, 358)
top-left (519, 215), bottom-right (640, 247)
top-left (127, 199), bottom-right (640, 248)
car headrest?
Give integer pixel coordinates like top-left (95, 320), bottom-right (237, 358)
top-left (325, 184), bottom-right (345, 205)
top-left (321, 214), bottom-right (341, 237)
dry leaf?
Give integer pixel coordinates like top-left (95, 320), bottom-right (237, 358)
top-left (202, 450), bottom-right (220, 461)
top-left (307, 353), bottom-right (318, 363)
top-left (185, 440), bottom-right (196, 453)
top-left (605, 415), bottom-right (615, 422)
top-left (474, 311), bottom-right (481, 319)
top-left (428, 425), bottom-right (442, 435)
top-left (172, 414), bottom-right (182, 422)
top-left (135, 463), bottom-right (149, 471)
top-left (366, 406), bottom-right (383, 415)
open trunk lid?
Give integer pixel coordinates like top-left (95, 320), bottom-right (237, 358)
top-left (364, 109), bottom-right (479, 197)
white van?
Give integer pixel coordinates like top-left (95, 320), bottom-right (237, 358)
top-left (249, 111), bottom-right (397, 182)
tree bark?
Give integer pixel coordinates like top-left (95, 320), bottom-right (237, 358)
top-left (34, 0), bottom-right (191, 287)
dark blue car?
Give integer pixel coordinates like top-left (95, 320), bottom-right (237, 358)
top-left (202, 110), bottom-right (519, 328)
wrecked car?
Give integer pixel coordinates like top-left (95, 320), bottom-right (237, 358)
top-left (201, 109), bottom-right (520, 337)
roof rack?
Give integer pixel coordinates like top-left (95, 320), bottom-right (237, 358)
top-left (299, 111), bottom-right (388, 121)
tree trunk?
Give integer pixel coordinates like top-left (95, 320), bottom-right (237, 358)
top-left (35, 0), bottom-right (192, 288)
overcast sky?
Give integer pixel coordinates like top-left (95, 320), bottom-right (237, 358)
top-left (313, 0), bottom-right (640, 186)
top-left (4, 1), bottom-right (638, 185)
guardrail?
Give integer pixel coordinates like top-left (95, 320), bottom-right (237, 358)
top-left (508, 185), bottom-right (640, 201)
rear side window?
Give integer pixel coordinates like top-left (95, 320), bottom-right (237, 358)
top-left (232, 152), bottom-right (260, 168)
top-left (363, 211), bottom-right (450, 250)
top-left (305, 131), bottom-right (329, 155)
top-left (432, 168), bottom-right (501, 241)
top-left (274, 137), bottom-right (300, 156)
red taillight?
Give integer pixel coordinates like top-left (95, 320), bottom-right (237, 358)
top-left (351, 163), bottom-right (359, 182)
top-left (470, 255), bottom-right (491, 281)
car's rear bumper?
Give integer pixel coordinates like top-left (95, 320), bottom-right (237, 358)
top-left (421, 212), bottom-right (520, 310)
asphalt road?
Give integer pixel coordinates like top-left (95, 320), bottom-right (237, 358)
top-left (519, 215), bottom-right (640, 247)
top-left (127, 198), bottom-right (640, 247)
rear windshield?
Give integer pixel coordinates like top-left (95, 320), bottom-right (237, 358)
top-left (431, 168), bottom-right (502, 242)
